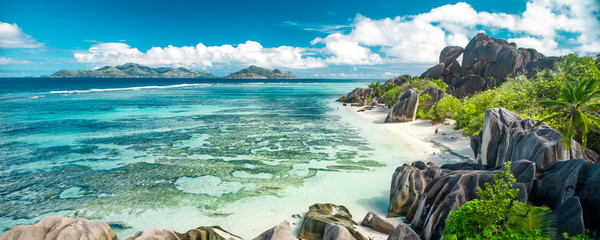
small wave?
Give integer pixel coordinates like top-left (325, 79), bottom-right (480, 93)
top-left (49, 83), bottom-right (211, 94)
top-left (29, 95), bottom-right (45, 99)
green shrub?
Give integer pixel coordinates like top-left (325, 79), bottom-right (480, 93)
top-left (417, 94), bottom-right (433, 118)
top-left (382, 86), bottom-right (402, 107)
top-left (427, 96), bottom-right (463, 123)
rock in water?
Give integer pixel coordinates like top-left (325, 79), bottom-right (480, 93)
top-left (252, 221), bottom-right (296, 240)
top-left (385, 89), bottom-right (419, 123)
top-left (0, 217), bottom-right (116, 240)
top-left (361, 212), bottom-right (395, 234)
top-left (298, 203), bottom-right (366, 240)
top-left (388, 161), bottom-right (446, 220)
top-left (323, 223), bottom-right (356, 240)
top-left (419, 63), bottom-right (445, 79)
top-left (387, 222), bottom-right (420, 240)
top-left (127, 228), bottom-right (179, 240)
top-left (474, 108), bottom-right (593, 169)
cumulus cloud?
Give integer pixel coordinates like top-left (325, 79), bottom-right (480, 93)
top-left (0, 56), bottom-right (32, 65)
top-left (0, 22), bottom-right (43, 49)
top-left (74, 41), bottom-right (326, 69)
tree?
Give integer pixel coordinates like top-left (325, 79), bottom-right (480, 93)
top-left (534, 77), bottom-right (600, 151)
top-left (368, 82), bottom-right (384, 97)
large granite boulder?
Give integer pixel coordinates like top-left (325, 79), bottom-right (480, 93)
top-left (462, 33), bottom-right (509, 77)
top-left (410, 170), bottom-right (495, 240)
top-left (519, 48), bottom-right (544, 68)
top-left (175, 226), bottom-right (241, 240)
top-left (126, 228), bottom-right (179, 240)
top-left (361, 212), bottom-right (394, 234)
top-left (0, 217), bottom-right (116, 240)
top-left (486, 46), bottom-right (524, 79)
top-left (474, 108), bottom-right (594, 169)
top-left (388, 161), bottom-right (447, 220)
top-left (554, 197), bottom-right (585, 239)
top-left (385, 89), bottom-right (419, 123)
top-left (252, 221), bottom-right (296, 240)
top-left (386, 223), bottom-right (420, 240)
top-left (385, 74), bottom-right (410, 87)
top-left (449, 74), bottom-right (486, 98)
top-left (420, 63), bottom-right (445, 79)
top-left (526, 56), bottom-right (565, 78)
top-left (342, 87), bottom-right (373, 103)
top-left (439, 46), bottom-right (464, 68)
top-left (420, 87), bottom-right (446, 104)
top-left (530, 159), bottom-right (600, 236)
top-left (298, 203), bottom-right (366, 240)
top-left (323, 223), bottom-right (355, 240)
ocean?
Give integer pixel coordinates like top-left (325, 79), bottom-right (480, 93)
top-left (0, 78), bottom-right (415, 238)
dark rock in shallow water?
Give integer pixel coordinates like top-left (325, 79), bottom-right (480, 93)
top-left (388, 161), bottom-right (447, 220)
top-left (252, 221), bottom-right (296, 240)
top-left (474, 108), bottom-right (594, 169)
top-left (450, 74), bottom-right (486, 98)
top-left (0, 217), bottom-right (117, 240)
top-left (361, 212), bottom-right (395, 234)
top-left (554, 197), bottom-right (585, 239)
top-left (420, 63), bottom-right (445, 80)
top-left (385, 89), bottom-right (419, 123)
top-left (298, 203), bottom-right (366, 240)
top-left (387, 222), bottom-right (420, 240)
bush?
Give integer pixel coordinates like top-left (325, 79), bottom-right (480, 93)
top-left (381, 76), bottom-right (448, 108)
top-left (416, 94), bottom-right (433, 118)
top-left (382, 86), bottom-right (402, 107)
top-left (427, 96), bottom-right (463, 123)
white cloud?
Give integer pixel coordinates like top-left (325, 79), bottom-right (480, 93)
top-left (74, 41), bottom-right (326, 69)
top-left (0, 22), bottom-right (43, 49)
top-left (0, 56), bottom-right (32, 65)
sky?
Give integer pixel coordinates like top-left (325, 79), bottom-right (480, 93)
top-left (0, 0), bottom-right (599, 78)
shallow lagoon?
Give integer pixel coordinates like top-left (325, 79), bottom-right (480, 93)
top-left (0, 79), bottom-right (417, 238)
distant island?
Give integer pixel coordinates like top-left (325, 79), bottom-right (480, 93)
top-left (47, 63), bottom-right (298, 79)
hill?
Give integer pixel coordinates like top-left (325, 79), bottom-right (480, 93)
top-left (49, 63), bottom-right (217, 78)
top-left (225, 65), bottom-right (298, 79)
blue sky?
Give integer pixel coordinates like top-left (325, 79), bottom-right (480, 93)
top-left (0, 0), bottom-right (599, 78)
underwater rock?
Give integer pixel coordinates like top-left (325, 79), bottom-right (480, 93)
top-left (298, 203), bottom-right (366, 240)
top-left (0, 217), bottom-right (116, 240)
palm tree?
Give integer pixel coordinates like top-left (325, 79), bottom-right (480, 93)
top-left (368, 82), bottom-right (384, 97)
top-left (534, 77), bottom-right (600, 151)
top-left (507, 202), bottom-right (556, 237)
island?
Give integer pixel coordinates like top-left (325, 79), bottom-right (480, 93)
top-left (47, 63), bottom-right (298, 79)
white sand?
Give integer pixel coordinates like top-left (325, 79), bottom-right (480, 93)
top-left (103, 103), bottom-right (474, 240)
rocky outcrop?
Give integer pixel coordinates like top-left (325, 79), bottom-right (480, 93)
top-left (298, 203), bottom-right (365, 240)
top-left (530, 159), bottom-right (600, 236)
top-left (554, 197), bottom-right (585, 239)
top-left (439, 46), bottom-right (464, 68)
top-left (473, 108), bottom-right (595, 169)
top-left (323, 223), bottom-right (355, 240)
top-left (340, 88), bottom-right (373, 104)
top-left (361, 212), bottom-right (394, 234)
top-left (420, 63), bottom-right (445, 80)
top-left (128, 226), bottom-right (241, 240)
top-left (420, 87), bottom-right (446, 104)
top-left (126, 228), bottom-right (179, 240)
top-left (252, 221), bottom-right (296, 240)
top-left (0, 217), bottom-right (116, 240)
top-left (386, 223), bottom-right (420, 240)
top-left (385, 74), bottom-right (410, 87)
top-left (461, 33), bottom-right (510, 77)
top-left (526, 56), bottom-right (565, 78)
top-left (449, 75), bottom-right (486, 98)
top-left (388, 161), bottom-right (447, 220)
top-left (385, 89), bottom-right (419, 123)
top-left (486, 46), bottom-right (524, 79)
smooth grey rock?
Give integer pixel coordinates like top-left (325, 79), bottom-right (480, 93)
top-left (441, 162), bottom-right (486, 171)
top-left (323, 223), bottom-right (356, 240)
top-left (420, 63), bottom-right (445, 79)
top-left (439, 46), bottom-right (464, 67)
top-left (388, 161), bottom-right (446, 220)
top-left (450, 74), bottom-right (486, 98)
top-left (474, 108), bottom-right (593, 169)
top-left (554, 197), bottom-right (585, 239)
top-left (386, 222), bottom-right (420, 240)
top-left (343, 88), bottom-right (373, 103)
top-left (526, 56), bottom-right (565, 77)
top-left (462, 33), bottom-right (509, 76)
top-left (126, 228), bottom-right (179, 240)
top-left (420, 87), bottom-right (446, 104)
top-left (176, 226), bottom-right (241, 240)
top-left (0, 217), bottom-right (117, 240)
top-left (361, 212), bottom-right (394, 234)
top-left (252, 221), bottom-right (296, 240)
top-left (385, 89), bottom-right (419, 123)
top-left (298, 203), bottom-right (366, 240)
top-left (384, 74), bottom-right (410, 87)
top-left (486, 46), bottom-right (524, 80)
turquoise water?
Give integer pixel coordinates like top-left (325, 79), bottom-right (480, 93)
top-left (0, 78), bottom-right (410, 234)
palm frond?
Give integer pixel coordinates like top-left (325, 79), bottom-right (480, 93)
top-left (508, 202), bottom-right (556, 237)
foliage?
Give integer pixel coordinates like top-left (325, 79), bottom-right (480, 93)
top-left (427, 96), bottom-right (463, 123)
top-left (444, 162), bottom-right (556, 240)
top-left (534, 76), bottom-right (600, 150)
top-left (368, 82), bottom-right (385, 97)
top-left (382, 86), bottom-right (402, 107)
top-left (417, 94), bottom-right (433, 118)
top-left (380, 76), bottom-right (448, 107)
top-left (562, 230), bottom-right (595, 240)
